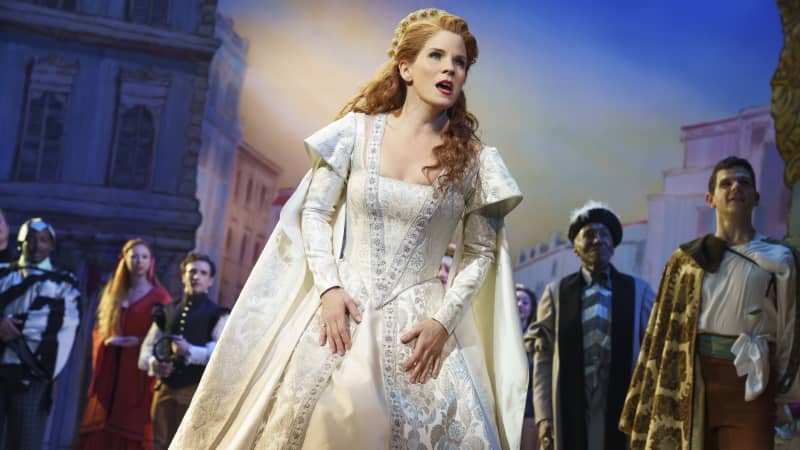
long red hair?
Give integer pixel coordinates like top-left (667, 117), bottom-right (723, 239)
top-left (337, 9), bottom-right (480, 188)
top-left (96, 239), bottom-right (160, 339)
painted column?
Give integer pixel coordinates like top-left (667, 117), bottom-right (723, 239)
top-left (772, 0), bottom-right (800, 244)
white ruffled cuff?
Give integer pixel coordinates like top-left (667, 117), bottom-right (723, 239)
top-left (731, 333), bottom-right (770, 401)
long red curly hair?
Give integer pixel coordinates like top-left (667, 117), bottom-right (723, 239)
top-left (337, 9), bottom-right (480, 188)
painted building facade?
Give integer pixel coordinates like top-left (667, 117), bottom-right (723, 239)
top-left (642, 105), bottom-right (788, 288)
top-left (514, 105), bottom-right (790, 299)
top-left (0, 1), bottom-right (219, 447)
top-left (194, 13), bottom-right (247, 300)
top-left (0, 0), bottom-right (219, 293)
top-left (217, 141), bottom-right (282, 308)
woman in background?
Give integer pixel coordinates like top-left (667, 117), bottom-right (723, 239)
top-left (517, 283), bottom-right (539, 449)
top-left (79, 239), bottom-right (171, 450)
top-left (517, 283), bottom-right (536, 332)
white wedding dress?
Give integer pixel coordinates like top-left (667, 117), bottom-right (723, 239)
top-left (170, 112), bottom-right (527, 450)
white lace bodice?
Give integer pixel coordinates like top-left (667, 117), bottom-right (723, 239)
top-left (302, 113), bottom-right (509, 333)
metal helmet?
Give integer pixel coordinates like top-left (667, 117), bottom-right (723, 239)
top-left (17, 217), bottom-right (56, 245)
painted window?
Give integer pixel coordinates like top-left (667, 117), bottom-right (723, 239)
top-left (239, 231), bottom-right (249, 263)
top-left (233, 169), bottom-right (242, 200)
top-left (34, 0), bottom-right (78, 10)
top-left (14, 55), bottom-right (77, 182)
top-left (15, 92), bottom-right (67, 181)
top-left (253, 240), bottom-right (262, 265)
top-left (107, 67), bottom-right (169, 190)
top-left (245, 176), bottom-right (253, 207)
top-left (260, 185), bottom-right (267, 210)
top-left (128, 0), bottom-right (169, 26)
top-left (109, 106), bottom-right (155, 189)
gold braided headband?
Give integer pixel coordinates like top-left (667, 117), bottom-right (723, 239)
top-left (387, 8), bottom-right (444, 61)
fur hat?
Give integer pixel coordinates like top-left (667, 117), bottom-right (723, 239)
top-left (567, 201), bottom-right (622, 247)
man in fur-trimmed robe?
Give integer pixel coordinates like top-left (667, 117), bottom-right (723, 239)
top-left (620, 156), bottom-right (800, 450)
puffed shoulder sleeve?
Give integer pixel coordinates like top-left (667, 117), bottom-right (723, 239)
top-left (304, 111), bottom-right (358, 178)
top-left (465, 146), bottom-right (523, 218)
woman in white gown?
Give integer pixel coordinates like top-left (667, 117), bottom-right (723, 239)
top-left (171, 9), bottom-right (527, 450)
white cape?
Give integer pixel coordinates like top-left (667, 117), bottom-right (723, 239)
top-left (171, 119), bottom-right (527, 450)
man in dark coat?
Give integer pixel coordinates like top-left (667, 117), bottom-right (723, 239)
top-left (526, 202), bottom-right (654, 450)
top-left (139, 252), bottom-right (228, 450)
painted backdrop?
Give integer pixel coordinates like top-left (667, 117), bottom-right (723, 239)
top-left (219, 0), bottom-right (783, 257)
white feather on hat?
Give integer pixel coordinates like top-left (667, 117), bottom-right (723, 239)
top-left (569, 200), bottom-right (618, 225)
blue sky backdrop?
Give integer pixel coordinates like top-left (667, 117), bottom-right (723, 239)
top-left (217, 0), bottom-right (783, 255)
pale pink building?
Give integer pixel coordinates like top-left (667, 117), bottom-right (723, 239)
top-left (642, 105), bottom-right (788, 288)
top-left (195, 14), bottom-right (247, 300)
top-left (267, 187), bottom-right (296, 237)
top-left (218, 141), bottom-right (282, 308)
top-left (514, 105), bottom-right (790, 296)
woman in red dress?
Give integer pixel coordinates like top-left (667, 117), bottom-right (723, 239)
top-left (79, 239), bottom-right (172, 450)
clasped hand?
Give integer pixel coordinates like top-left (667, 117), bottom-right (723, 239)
top-left (0, 317), bottom-right (22, 343)
top-left (538, 419), bottom-right (554, 449)
top-left (319, 288), bottom-right (448, 384)
top-left (103, 335), bottom-right (141, 347)
top-left (154, 361), bottom-right (174, 378)
top-left (170, 335), bottom-right (190, 357)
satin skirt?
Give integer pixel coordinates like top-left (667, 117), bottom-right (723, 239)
top-left (257, 277), bottom-right (500, 450)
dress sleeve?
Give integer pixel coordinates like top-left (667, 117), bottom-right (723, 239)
top-left (432, 213), bottom-right (500, 334)
top-left (159, 287), bottom-right (172, 305)
top-left (304, 112), bottom-right (357, 179)
top-left (431, 146), bottom-right (522, 333)
top-left (300, 113), bottom-right (357, 295)
top-left (464, 146), bottom-right (522, 218)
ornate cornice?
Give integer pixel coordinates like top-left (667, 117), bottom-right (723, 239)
top-left (28, 53), bottom-right (79, 95)
top-left (0, 1), bottom-right (219, 62)
top-left (772, 0), bottom-right (800, 186)
top-left (118, 66), bottom-right (171, 112)
top-left (33, 53), bottom-right (80, 70)
top-left (120, 67), bottom-right (171, 86)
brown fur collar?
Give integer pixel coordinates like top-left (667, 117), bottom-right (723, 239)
top-left (678, 234), bottom-right (727, 273)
